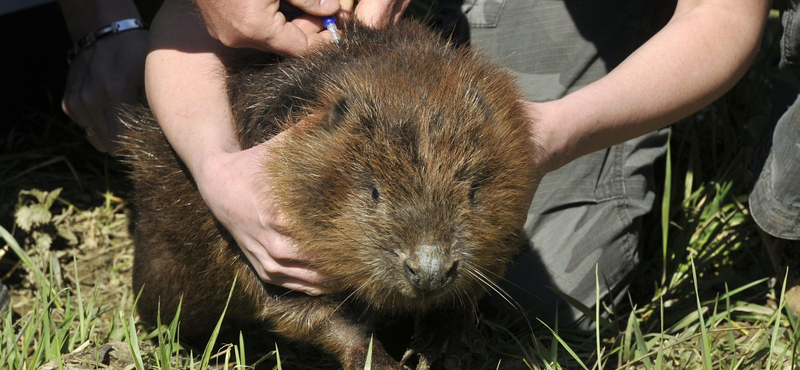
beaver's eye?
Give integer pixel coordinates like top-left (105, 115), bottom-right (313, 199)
top-left (371, 186), bottom-right (380, 203)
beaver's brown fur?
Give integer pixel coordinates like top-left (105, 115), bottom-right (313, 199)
top-left (121, 19), bottom-right (534, 370)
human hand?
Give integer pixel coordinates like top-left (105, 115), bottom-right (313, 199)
top-left (62, 30), bottom-right (147, 154)
top-left (57, 0), bottom-right (147, 154)
top-left (520, 100), bottom-right (569, 175)
top-left (193, 0), bottom-right (341, 55)
top-left (517, 101), bottom-right (552, 219)
top-left (192, 132), bottom-right (328, 295)
top-left (352, 0), bottom-right (411, 27)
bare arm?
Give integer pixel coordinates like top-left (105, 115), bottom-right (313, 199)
top-left (146, 0), bottom-right (329, 294)
top-left (529, 0), bottom-right (772, 172)
top-left (146, 0), bottom-right (238, 167)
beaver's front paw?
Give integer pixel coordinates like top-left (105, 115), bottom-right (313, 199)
top-left (400, 310), bottom-right (487, 370)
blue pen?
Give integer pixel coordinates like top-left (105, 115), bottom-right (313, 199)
top-left (320, 15), bottom-right (340, 44)
top-left (281, 7), bottom-right (340, 44)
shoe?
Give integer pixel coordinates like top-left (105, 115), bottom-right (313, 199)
top-left (760, 228), bottom-right (800, 316)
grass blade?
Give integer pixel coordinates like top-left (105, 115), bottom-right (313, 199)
top-left (691, 257), bottom-right (713, 370)
top-left (537, 319), bottom-right (589, 370)
top-left (662, 130), bottom-right (673, 285)
top-left (200, 276), bottom-right (238, 370)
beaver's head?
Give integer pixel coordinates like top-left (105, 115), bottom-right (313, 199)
top-left (254, 20), bottom-right (536, 312)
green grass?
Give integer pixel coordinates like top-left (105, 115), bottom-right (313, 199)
top-left (0, 10), bottom-right (795, 370)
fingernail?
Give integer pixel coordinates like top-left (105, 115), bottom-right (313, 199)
top-left (320, 0), bottom-right (339, 13)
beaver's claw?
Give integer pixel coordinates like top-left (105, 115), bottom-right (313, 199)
top-left (400, 310), bottom-right (487, 370)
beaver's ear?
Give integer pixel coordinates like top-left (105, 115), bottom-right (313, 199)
top-left (318, 96), bottom-right (350, 133)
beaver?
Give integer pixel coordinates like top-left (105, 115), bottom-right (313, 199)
top-left (121, 19), bottom-right (535, 370)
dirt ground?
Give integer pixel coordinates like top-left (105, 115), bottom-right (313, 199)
top-left (6, 188), bottom-right (135, 335)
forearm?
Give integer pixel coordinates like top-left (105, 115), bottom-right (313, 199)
top-left (145, 0), bottom-right (239, 176)
top-left (57, 0), bottom-right (142, 41)
top-left (530, 0), bottom-right (771, 172)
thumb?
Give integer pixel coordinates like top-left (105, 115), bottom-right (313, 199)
top-left (285, 0), bottom-right (340, 16)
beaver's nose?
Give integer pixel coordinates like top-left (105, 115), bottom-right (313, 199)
top-left (404, 244), bottom-right (458, 291)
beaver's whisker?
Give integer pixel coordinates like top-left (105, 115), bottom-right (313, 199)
top-left (464, 265), bottom-right (516, 309)
top-left (471, 264), bottom-right (534, 333)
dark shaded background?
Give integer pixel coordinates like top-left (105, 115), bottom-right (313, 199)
top-left (0, 3), bottom-right (131, 221)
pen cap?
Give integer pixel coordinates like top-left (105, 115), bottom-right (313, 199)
top-left (321, 16), bottom-right (337, 28)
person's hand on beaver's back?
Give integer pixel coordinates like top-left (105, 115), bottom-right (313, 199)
top-left (146, 0), bottom-right (411, 295)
